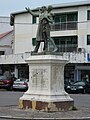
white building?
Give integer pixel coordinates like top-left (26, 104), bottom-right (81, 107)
top-left (0, 1), bottom-right (90, 81)
top-left (0, 30), bottom-right (13, 55)
top-left (0, 30), bottom-right (14, 75)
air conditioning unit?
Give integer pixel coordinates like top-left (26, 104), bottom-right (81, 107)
top-left (77, 48), bottom-right (82, 52)
top-left (77, 48), bottom-right (85, 52)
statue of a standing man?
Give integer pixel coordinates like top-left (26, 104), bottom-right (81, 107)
top-left (25, 6), bottom-right (57, 53)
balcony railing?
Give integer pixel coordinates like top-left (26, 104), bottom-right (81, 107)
top-left (51, 21), bottom-right (78, 31)
top-left (0, 52), bottom-right (31, 64)
top-left (63, 52), bottom-right (86, 63)
top-left (0, 52), bottom-right (87, 64)
top-left (53, 44), bottom-right (78, 52)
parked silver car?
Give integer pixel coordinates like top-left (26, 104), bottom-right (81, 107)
top-left (13, 78), bottom-right (29, 91)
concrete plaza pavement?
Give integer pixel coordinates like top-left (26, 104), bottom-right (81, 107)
top-left (0, 105), bottom-right (90, 120)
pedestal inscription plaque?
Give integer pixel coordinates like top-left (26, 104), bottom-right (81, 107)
top-left (31, 68), bottom-right (48, 90)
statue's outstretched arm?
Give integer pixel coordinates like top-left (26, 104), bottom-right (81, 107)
top-left (25, 7), bottom-right (39, 17)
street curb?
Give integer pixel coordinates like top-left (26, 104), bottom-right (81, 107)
top-left (0, 116), bottom-right (31, 120)
top-left (0, 116), bottom-right (90, 120)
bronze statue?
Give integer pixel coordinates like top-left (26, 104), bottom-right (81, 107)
top-left (25, 6), bottom-right (57, 53)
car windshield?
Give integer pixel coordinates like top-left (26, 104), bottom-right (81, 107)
top-left (73, 81), bottom-right (85, 86)
top-left (0, 76), bottom-right (7, 80)
top-left (15, 78), bottom-right (28, 82)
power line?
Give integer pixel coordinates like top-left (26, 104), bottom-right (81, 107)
top-left (0, 20), bottom-right (89, 25)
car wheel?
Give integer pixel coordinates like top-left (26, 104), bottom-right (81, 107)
top-left (7, 86), bottom-right (13, 91)
top-left (82, 89), bottom-right (86, 94)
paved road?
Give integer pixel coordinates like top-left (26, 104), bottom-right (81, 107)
top-left (0, 91), bottom-right (90, 108)
top-left (0, 91), bottom-right (23, 106)
top-left (71, 94), bottom-right (90, 108)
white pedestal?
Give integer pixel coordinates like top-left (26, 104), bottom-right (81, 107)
top-left (19, 55), bottom-right (74, 111)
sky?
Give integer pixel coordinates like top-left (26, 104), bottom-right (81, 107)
top-left (0, 0), bottom-right (86, 16)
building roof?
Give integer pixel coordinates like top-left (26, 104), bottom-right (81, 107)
top-left (10, 1), bottom-right (90, 26)
top-left (0, 30), bottom-right (13, 39)
top-left (53, 0), bottom-right (90, 9)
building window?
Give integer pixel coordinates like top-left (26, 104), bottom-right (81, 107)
top-left (32, 16), bottom-right (36, 24)
top-left (32, 38), bottom-right (36, 46)
top-left (0, 51), bottom-right (4, 55)
top-left (51, 12), bottom-right (78, 31)
top-left (87, 10), bottom-right (90, 20)
top-left (87, 35), bottom-right (90, 45)
top-left (52, 36), bottom-right (77, 52)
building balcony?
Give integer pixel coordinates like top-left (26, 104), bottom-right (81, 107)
top-left (51, 21), bottom-right (78, 31)
top-left (0, 52), bottom-right (88, 65)
top-left (0, 52), bottom-right (31, 64)
top-left (63, 52), bottom-right (87, 63)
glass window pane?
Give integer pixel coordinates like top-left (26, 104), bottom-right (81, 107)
top-left (32, 38), bottom-right (36, 46)
top-left (55, 23), bottom-right (60, 31)
top-left (61, 23), bottom-right (66, 30)
top-left (0, 51), bottom-right (4, 55)
top-left (67, 13), bottom-right (77, 21)
top-left (54, 16), bottom-right (60, 23)
top-left (32, 16), bottom-right (36, 24)
top-left (87, 10), bottom-right (90, 20)
top-left (87, 35), bottom-right (90, 45)
top-left (67, 22), bottom-right (77, 30)
top-left (60, 15), bottom-right (66, 22)
top-left (53, 13), bottom-right (77, 31)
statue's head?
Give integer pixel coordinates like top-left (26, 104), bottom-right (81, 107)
top-left (48, 5), bottom-right (53, 12)
top-left (41, 6), bottom-right (47, 12)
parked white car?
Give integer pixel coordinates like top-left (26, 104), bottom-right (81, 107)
top-left (13, 78), bottom-right (29, 91)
